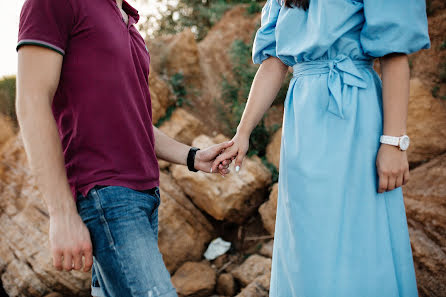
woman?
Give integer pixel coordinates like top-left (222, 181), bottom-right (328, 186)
top-left (212, 0), bottom-right (430, 296)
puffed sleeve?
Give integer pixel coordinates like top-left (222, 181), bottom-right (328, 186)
top-left (252, 0), bottom-right (281, 64)
top-left (360, 0), bottom-right (430, 57)
top-left (17, 0), bottom-right (75, 56)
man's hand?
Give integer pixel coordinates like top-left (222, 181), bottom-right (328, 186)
top-left (376, 144), bottom-right (410, 193)
top-left (194, 141), bottom-right (234, 175)
top-left (49, 211), bottom-right (93, 272)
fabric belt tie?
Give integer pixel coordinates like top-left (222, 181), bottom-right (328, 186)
top-left (292, 55), bottom-right (373, 119)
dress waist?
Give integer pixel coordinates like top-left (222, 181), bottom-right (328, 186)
top-left (291, 56), bottom-right (374, 119)
top-left (292, 57), bottom-right (374, 77)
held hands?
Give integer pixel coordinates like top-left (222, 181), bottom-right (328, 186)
top-left (376, 143), bottom-right (410, 193)
top-left (194, 140), bottom-right (235, 176)
top-left (210, 132), bottom-right (250, 174)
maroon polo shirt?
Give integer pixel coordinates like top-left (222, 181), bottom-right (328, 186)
top-left (17, 0), bottom-right (160, 201)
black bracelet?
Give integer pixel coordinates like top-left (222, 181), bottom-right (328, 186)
top-left (187, 147), bottom-right (200, 172)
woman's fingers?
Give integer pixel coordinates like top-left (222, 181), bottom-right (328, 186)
top-left (378, 173), bottom-right (388, 193)
top-left (395, 172), bottom-right (404, 189)
top-left (72, 250), bottom-right (83, 270)
top-left (234, 151), bottom-right (246, 173)
top-left (403, 169), bottom-right (410, 186)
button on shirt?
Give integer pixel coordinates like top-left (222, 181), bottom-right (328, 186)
top-left (17, 0), bottom-right (160, 201)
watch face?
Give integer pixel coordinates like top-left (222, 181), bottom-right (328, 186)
top-left (400, 135), bottom-right (410, 151)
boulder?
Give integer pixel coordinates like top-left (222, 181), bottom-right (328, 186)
top-left (0, 136), bottom-right (90, 297)
top-left (0, 115), bottom-right (15, 151)
top-left (216, 273), bottom-right (236, 296)
top-left (403, 153), bottom-right (446, 296)
top-left (150, 72), bottom-right (172, 124)
top-left (171, 261), bottom-right (216, 297)
top-left (171, 135), bottom-right (271, 223)
top-left (231, 254), bottom-right (272, 287)
top-left (265, 128), bottom-right (282, 170)
top-left (234, 272), bottom-right (271, 297)
top-left (164, 29), bottom-right (201, 88)
top-left (406, 79), bottom-right (446, 164)
top-left (259, 240), bottom-right (274, 258)
top-left (158, 172), bottom-right (214, 273)
top-left (259, 184), bottom-right (278, 235)
top-left (159, 108), bottom-right (206, 145)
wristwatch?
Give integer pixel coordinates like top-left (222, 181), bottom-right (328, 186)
top-left (380, 135), bottom-right (410, 151)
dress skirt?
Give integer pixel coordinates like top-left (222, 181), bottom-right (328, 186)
top-left (269, 57), bottom-right (418, 297)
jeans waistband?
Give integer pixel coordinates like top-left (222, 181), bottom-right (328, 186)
top-left (94, 185), bottom-right (158, 196)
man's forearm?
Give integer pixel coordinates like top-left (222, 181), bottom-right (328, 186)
top-left (153, 126), bottom-right (191, 166)
top-left (16, 97), bottom-right (76, 216)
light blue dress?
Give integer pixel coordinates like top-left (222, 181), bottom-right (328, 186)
top-left (252, 0), bottom-right (430, 296)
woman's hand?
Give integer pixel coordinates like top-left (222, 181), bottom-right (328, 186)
top-left (211, 132), bottom-right (250, 174)
top-left (376, 144), bottom-right (410, 193)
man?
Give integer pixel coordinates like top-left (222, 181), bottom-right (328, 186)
top-left (15, 0), bottom-right (231, 296)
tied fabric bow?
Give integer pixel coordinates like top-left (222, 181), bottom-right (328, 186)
top-left (327, 55), bottom-right (368, 119)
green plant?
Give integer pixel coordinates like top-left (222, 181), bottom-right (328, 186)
top-left (0, 76), bottom-right (17, 123)
top-left (262, 157), bottom-right (279, 184)
top-left (440, 40), bottom-right (446, 50)
top-left (432, 85), bottom-right (440, 98)
top-left (440, 62), bottom-right (446, 83)
top-left (246, 2), bottom-right (262, 15)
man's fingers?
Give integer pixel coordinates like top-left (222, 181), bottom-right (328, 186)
top-left (72, 250), bottom-right (83, 270)
top-left (62, 252), bottom-right (73, 271)
top-left (52, 249), bottom-right (63, 271)
top-left (83, 245), bottom-right (93, 272)
top-left (214, 141), bottom-right (234, 153)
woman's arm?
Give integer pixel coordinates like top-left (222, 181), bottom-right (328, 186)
top-left (211, 57), bottom-right (289, 172)
top-left (376, 53), bottom-right (410, 192)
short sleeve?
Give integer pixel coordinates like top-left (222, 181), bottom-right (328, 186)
top-left (360, 0), bottom-right (430, 58)
top-left (252, 0), bottom-right (281, 64)
top-left (17, 0), bottom-right (75, 56)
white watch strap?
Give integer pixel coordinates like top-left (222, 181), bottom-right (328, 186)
top-left (380, 135), bottom-right (400, 146)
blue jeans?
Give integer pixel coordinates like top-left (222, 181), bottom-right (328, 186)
top-left (75, 185), bottom-right (178, 297)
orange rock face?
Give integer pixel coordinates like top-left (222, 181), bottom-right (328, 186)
top-left (403, 153), bottom-right (446, 297)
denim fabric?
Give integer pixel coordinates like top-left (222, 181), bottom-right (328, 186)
top-left (75, 185), bottom-right (177, 297)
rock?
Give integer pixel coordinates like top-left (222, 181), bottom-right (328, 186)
top-left (0, 115), bottom-right (15, 151)
top-left (0, 136), bottom-right (91, 297)
top-left (231, 254), bottom-right (272, 287)
top-left (150, 72), bottom-right (172, 124)
top-left (159, 108), bottom-right (206, 145)
top-left (235, 273), bottom-right (271, 297)
top-left (259, 240), bottom-right (274, 258)
top-left (259, 184), bottom-right (278, 235)
top-left (171, 135), bottom-right (271, 223)
top-left (158, 172), bottom-right (214, 273)
top-left (216, 273), bottom-right (236, 296)
top-left (165, 29), bottom-right (201, 88)
top-left (198, 5), bottom-right (261, 108)
top-left (403, 153), bottom-right (446, 296)
top-left (171, 261), bottom-right (216, 297)
top-left (265, 128), bottom-right (282, 170)
top-left (158, 159), bottom-right (171, 170)
top-left (43, 293), bottom-right (63, 297)
top-left (406, 79), bottom-right (446, 165)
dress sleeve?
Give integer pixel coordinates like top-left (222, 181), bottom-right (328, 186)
top-left (252, 0), bottom-right (281, 64)
top-left (17, 0), bottom-right (75, 56)
top-left (360, 0), bottom-right (430, 57)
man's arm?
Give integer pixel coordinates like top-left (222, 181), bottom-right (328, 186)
top-left (16, 45), bottom-right (93, 272)
top-left (153, 126), bottom-right (233, 174)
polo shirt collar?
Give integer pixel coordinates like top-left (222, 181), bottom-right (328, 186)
top-left (122, 0), bottom-right (140, 24)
